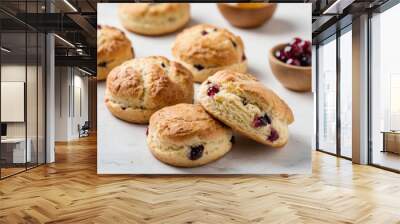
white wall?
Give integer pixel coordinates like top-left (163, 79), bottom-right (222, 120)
top-left (54, 67), bottom-right (69, 141)
top-left (71, 74), bottom-right (89, 138)
top-left (54, 67), bottom-right (89, 141)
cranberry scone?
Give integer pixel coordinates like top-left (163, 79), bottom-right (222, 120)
top-left (105, 56), bottom-right (194, 124)
top-left (97, 25), bottom-right (134, 81)
top-left (118, 3), bottom-right (190, 36)
top-left (147, 104), bottom-right (233, 167)
top-left (199, 70), bottom-right (294, 147)
top-left (172, 24), bottom-right (247, 83)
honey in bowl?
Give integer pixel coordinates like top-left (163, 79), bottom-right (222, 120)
top-left (235, 3), bottom-right (269, 9)
top-left (217, 3), bottom-right (277, 28)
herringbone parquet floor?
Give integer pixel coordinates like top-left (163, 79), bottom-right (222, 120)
top-left (0, 135), bottom-right (400, 224)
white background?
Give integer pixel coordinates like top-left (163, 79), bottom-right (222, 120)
top-left (97, 3), bottom-right (313, 174)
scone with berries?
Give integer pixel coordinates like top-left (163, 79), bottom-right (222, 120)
top-left (97, 25), bottom-right (134, 81)
top-left (172, 24), bottom-right (247, 83)
top-left (147, 104), bottom-right (233, 167)
top-left (199, 70), bottom-right (294, 147)
top-left (105, 56), bottom-right (194, 124)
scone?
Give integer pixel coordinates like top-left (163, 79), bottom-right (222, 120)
top-left (147, 104), bottom-right (233, 167)
top-left (198, 70), bottom-right (294, 147)
top-left (118, 3), bottom-right (190, 36)
top-left (172, 24), bottom-right (247, 83)
top-left (105, 56), bottom-right (194, 124)
top-left (97, 25), bottom-right (134, 81)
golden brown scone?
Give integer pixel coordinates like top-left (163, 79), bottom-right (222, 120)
top-left (97, 25), bottom-right (134, 81)
top-left (105, 56), bottom-right (194, 124)
top-left (172, 24), bottom-right (247, 83)
top-left (198, 70), bottom-right (294, 147)
top-left (118, 3), bottom-right (190, 36)
top-left (147, 103), bottom-right (233, 167)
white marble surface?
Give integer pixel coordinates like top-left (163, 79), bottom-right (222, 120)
top-left (97, 3), bottom-right (313, 174)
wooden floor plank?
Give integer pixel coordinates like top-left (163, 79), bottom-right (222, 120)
top-left (0, 135), bottom-right (400, 223)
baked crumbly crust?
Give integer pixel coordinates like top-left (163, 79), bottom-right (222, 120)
top-left (172, 24), bottom-right (247, 82)
top-left (147, 104), bottom-right (232, 167)
top-left (105, 56), bottom-right (194, 124)
top-left (97, 25), bottom-right (134, 81)
top-left (177, 59), bottom-right (247, 84)
top-left (118, 3), bottom-right (190, 36)
top-left (199, 70), bottom-right (294, 147)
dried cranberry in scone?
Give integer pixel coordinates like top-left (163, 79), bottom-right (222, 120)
top-left (188, 145), bottom-right (204, 160)
top-left (268, 128), bottom-right (279, 142)
top-left (252, 114), bottom-right (272, 128)
top-left (207, 84), bottom-right (220, 97)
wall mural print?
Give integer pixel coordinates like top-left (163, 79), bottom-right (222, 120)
top-left (97, 3), bottom-right (313, 174)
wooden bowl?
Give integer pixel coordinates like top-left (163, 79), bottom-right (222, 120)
top-left (217, 3), bottom-right (277, 28)
top-left (268, 43), bottom-right (311, 92)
